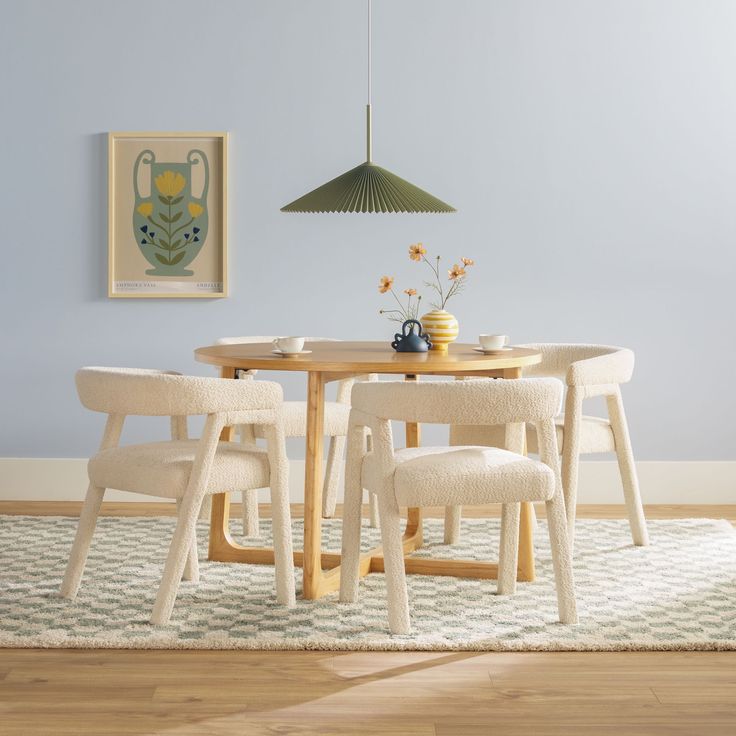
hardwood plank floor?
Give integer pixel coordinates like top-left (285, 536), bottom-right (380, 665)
top-left (1, 503), bottom-right (734, 735)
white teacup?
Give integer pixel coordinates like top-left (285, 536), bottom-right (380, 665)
top-left (479, 334), bottom-right (508, 350)
top-left (273, 336), bottom-right (305, 353)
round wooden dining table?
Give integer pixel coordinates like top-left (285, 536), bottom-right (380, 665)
top-left (195, 341), bottom-right (542, 600)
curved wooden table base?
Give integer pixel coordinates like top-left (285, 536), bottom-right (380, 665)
top-left (197, 343), bottom-right (542, 600)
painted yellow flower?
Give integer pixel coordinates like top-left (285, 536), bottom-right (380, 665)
top-left (408, 243), bottom-right (426, 262)
top-left (136, 202), bottom-right (153, 217)
top-left (461, 257), bottom-right (474, 266)
top-left (379, 275), bottom-right (394, 294)
top-left (155, 170), bottom-right (186, 198)
top-left (404, 288), bottom-right (417, 296)
top-left (188, 202), bottom-right (204, 218)
top-left (448, 264), bottom-right (466, 280)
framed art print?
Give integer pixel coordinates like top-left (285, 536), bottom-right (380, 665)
top-left (108, 132), bottom-right (228, 298)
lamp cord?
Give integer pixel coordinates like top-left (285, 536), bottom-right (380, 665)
top-left (368, 0), bottom-right (372, 105)
top-left (366, 0), bottom-right (373, 162)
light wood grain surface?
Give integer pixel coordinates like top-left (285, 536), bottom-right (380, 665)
top-left (194, 340), bottom-right (542, 374)
top-left (1, 503), bottom-right (734, 735)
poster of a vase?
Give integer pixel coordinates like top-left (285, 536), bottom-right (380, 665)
top-left (108, 132), bottom-right (227, 297)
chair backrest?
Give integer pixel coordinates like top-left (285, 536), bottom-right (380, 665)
top-left (76, 367), bottom-right (282, 417)
top-left (519, 343), bottom-right (634, 387)
top-left (351, 378), bottom-right (563, 427)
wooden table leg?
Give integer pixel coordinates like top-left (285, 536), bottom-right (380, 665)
top-left (209, 366), bottom-right (237, 560)
top-left (207, 366), bottom-right (341, 597)
top-left (206, 362), bottom-right (535, 592)
top-left (302, 371), bottom-right (327, 599)
top-left (404, 374), bottom-right (423, 547)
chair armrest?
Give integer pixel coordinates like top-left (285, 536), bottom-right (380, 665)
top-left (567, 349), bottom-right (634, 387)
top-left (77, 368), bottom-right (283, 416)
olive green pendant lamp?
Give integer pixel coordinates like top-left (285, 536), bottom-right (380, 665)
top-left (281, 0), bottom-right (455, 214)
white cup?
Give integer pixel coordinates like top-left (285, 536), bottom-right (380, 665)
top-left (273, 336), bottom-right (305, 353)
top-left (479, 334), bottom-right (508, 350)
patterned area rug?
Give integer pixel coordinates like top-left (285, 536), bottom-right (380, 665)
top-left (0, 515), bottom-right (734, 651)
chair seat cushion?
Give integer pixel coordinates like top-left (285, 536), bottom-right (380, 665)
top-left (254, 400), bottom-right (350, 438)
top-left (451, 415), bottom-right (615, 455)
top-left (89, 440), bottom-right (270, 499)
top-left (367, 446), bottom-right (556, 507)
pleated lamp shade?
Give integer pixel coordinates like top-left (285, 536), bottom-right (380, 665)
top-left (281, 160), bottom-right (456, 214)
top-left (281, 1), bottom-right (455, 214)
top-left (281, 105), bottom-right (455, 214)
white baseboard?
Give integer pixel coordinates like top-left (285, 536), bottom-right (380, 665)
top-left (0, 458), bottom-right (734, 504)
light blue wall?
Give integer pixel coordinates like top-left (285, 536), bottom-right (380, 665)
top-left (1, 0), bottom-right (734, 459)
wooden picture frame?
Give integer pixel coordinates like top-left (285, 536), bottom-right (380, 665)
top-left (108, 132), bottom-right (228, 298)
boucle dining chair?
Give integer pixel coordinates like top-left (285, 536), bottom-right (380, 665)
top-left (339, 378), bottom-right (578, 635)
top-left (60, 367), bottom-right (295, 625)
top-left (447, 344), bottom-right (649, 549)
top-left (216, 336), bottom-right (378, 536)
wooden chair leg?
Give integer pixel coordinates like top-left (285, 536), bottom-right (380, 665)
top-left (241, 489), bottom-right (260, 537)
top-left (339, 429), bottom-right (366, 603)
top-left (378, 494), bottom-right (411, 635)
top-left (546, 491), bottom-right (578, 624)
top-left (607, 389), bottom-right (649, 546)
top-left (497, 503), bottom-right (520, 595)
top-left (176, 499), bottom-right (200, 583)
top-left (444, 505), bottom-right (461, 544)
top-left (60, 484), bottom-right (105, 599)
top-left (322, 434), bottom-right (346, 518)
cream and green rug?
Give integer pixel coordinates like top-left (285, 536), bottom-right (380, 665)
top-left (0, 515), bottom-right (734, 651)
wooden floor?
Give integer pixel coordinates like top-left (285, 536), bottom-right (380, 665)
top-left (1, 503), bottom-right (735, 736)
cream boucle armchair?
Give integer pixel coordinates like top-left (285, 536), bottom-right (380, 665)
top-left (449, 344), bottom-right (649, 548)
top-left (216, 336), bottom-right (378, 536)
top-left (60, 367), bottom-right (296, 625)
top-left (339, 378), bottom-right (578, 635)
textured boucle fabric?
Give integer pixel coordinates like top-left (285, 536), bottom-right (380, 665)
top-left (361, 446), bottom-right (555, 506)
top-left (253, 400), bottom-right (350, 438)
top-left (448, 343), bottom-right (648, 550)
top-left (520, 343), bottom-right (635, 386)
top-left (62, 367), bottom-right (296, 625)
top-left (76, 367), bottom-right (283, 416)
top-left (351, 377), bottom-right (563, 426)
top-left (341, 378), bottom-right (577, 634)
top-left (89, 440), bottom-right (271, 498)
top-left (451, 414), bottom-right (615, 455)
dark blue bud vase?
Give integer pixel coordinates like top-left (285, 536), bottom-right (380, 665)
top-left (391, 319), bottom-right (432, 352)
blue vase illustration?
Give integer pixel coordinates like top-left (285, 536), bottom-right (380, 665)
top-left (132, 149), bottom-right (209, 276)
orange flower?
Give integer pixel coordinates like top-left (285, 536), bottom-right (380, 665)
top-left (448, 264), bottom-right (466, 280)
top-left (404, 288), bottom-right (417, 296)
top-left (408, 243), bottom-right (426, 262)
top-left (461, 257), bottom-right (474, 266)
top-left (378, 275), bottom-right (394, 294)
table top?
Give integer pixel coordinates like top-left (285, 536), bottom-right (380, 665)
top-left (194, 341), bottom-right (542, 375)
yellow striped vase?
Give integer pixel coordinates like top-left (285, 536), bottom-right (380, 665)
top-left (420, 309), bottom-right (459, 352)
